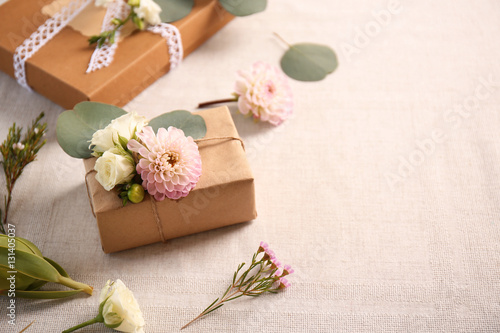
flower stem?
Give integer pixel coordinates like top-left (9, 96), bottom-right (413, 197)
top-left (197, 97), bottom-right (238, 109)
top-left (273, 32), bottom-right (291, 47)
top-left (89, 11), bottom-right (134, 47)
top-left (181, 262), bottom-right (266, 330)
top-left (181, 313), bottom-right (204, 330)
top-left (3, 186), bottom-right (13, 226)
top-left (19, 320), bottom-right (35, 332)
top-left (57, 276), bottom-right (93, 295)
top-left (62, 316), bottom-right (100, 333)
top-left (0, 210), bottom-right (5, 234)
top-left (181, 290), bottom-right (237, 330)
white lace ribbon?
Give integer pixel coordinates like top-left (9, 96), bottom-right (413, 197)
top-left (86, 0), bottom-right (130, 73)
top-left (13, 0), bottom-right (93, 91)
top-left (13, 0), bottom-right (183, 89)
top-left (147, 23), bottom-right (183, 69)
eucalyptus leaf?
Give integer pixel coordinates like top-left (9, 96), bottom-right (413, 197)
top-left (56, 102), bottom-right (126, 158)
top-left (156, 0), bottom-right (194, 22)
top-left (148, 110), bottom-right (207, 139)
top-left (280, 43), bottom-right (338, 81)
top-left (219, 0), bottom-right (266, 16)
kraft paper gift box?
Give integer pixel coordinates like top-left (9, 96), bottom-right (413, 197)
top-left (0, 0), bottom-right (233, 109)
top-left (83, 106), bottom-right (257, 253)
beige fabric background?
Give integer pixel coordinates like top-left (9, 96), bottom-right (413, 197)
top-left (1, 0), bottom-right (500, 332)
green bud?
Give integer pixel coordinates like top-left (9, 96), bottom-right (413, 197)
top-left (127, 184), bottom-right (145, 204)
top-left (128, 0), bottom-right (140, 7)
top-left (118, 134), bottom-right (129, 150)
top-left (132, 15), bottom-right (145, 30)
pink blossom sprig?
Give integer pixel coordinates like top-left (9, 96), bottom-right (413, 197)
top-left (181, 242), bottom-right (293, 330)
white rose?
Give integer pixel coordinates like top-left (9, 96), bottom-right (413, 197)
top-left (134, 0), bottom-right (162, 26)
top-left (90, 111), bottom-right (148, 156)
top-left (94, 148), bottom-right (135, 191)
top-left (99, 279), bottom-right (145, 333)
top-left (95, 0), bottom-right (115, 7)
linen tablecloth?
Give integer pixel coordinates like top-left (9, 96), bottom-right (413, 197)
top-left (1, 0), bottom-right (499, 331)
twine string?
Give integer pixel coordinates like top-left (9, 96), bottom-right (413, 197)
top-left (195, 136), bottom-right (245, 150)
top-left (149, 195), bottom-right (166, 243)
top-left (84, 169), bottom-right (97, 218)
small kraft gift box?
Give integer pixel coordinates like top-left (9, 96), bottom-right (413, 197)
top-left (0, 0), bottom-right (233, 109)
top-left (83, 106), bottom-right (257, 253)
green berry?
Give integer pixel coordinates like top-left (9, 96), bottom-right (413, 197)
top-left (127, 184), bottom-right (145, 204)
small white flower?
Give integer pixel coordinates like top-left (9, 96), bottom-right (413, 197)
top-left (90, 111), bottom-right (148, 157)
top-left (134, 0), bottom-right (162, 26)
top-left (94, 148), bottom-right (135, 191)
top-left (34, 128), bottom-right (39, 134)
top-left (95, 0), bottom-right (115, 8)
top-left (99, 279), bottom-right (145, 333)
top-left (13, 143), bottom-right (25, 150)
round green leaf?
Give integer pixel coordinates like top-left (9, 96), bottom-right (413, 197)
top-left (148, 110), bottom-right (207, 139)
top-left (280, 43), bottom-right (338, 81)
top-left (156, 0), bottom-right (194, 22)
top-left (219, 0), bottom-right (266, 16)
top-left (56, 102), bottom-right (127, 158)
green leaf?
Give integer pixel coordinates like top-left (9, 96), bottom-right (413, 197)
top-left (0, 246), bottom-right (61, 283)
top-left (0, 289), bottom-right (83, 299)
top-left (44, 256), bottom-right (69, 278)
top-left (0, 235), bottom-right (42, 257)
top-left (148, 110), bottom-right (207, 139)
top-left (56, 102), bottom-right (127, 158)
top-left (156, 0), bottom-right (194, 22)
top-left (280, 43), bottom-right (338, 81)
top-left (25, 279), bottom-right (48, 291)
top-left (219, 0), bottom-right (266, 16)
top-left (104, 317), bottom-right (124, 329)
top-left (15, 237), bottom-right (43, 257)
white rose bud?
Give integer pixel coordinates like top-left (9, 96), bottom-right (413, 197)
top-left (134, 0), bottom-right (162, 26)
top-left (62, 279), bottom-right (144, 332)
top-left (99, 280), bottom-right (145, 333)
top-left (94, 148), bottom-right (135, 191)
top-left (90, 111), bottom-right (148, 156)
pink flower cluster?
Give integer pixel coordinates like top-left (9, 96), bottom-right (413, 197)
top-left (128, 126), bottom-right (202, 201)
top-left (258, 241), bottom-right (294, 289)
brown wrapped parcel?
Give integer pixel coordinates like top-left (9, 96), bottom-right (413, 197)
top-left (83, 106), bottom-right (257, 253)
top-left (0, 0), bottom-right (233, 109)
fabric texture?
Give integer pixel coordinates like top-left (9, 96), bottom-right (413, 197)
top-left (1, 0), bottom-right (499, 331)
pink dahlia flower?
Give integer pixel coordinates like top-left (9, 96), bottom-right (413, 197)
top-left (127, 126), bottom-right (202, 201)
top-left (235, 62), bottom-right (293, 126)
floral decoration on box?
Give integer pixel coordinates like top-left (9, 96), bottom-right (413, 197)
top-left (56, 101), bottom-right (207, 205)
